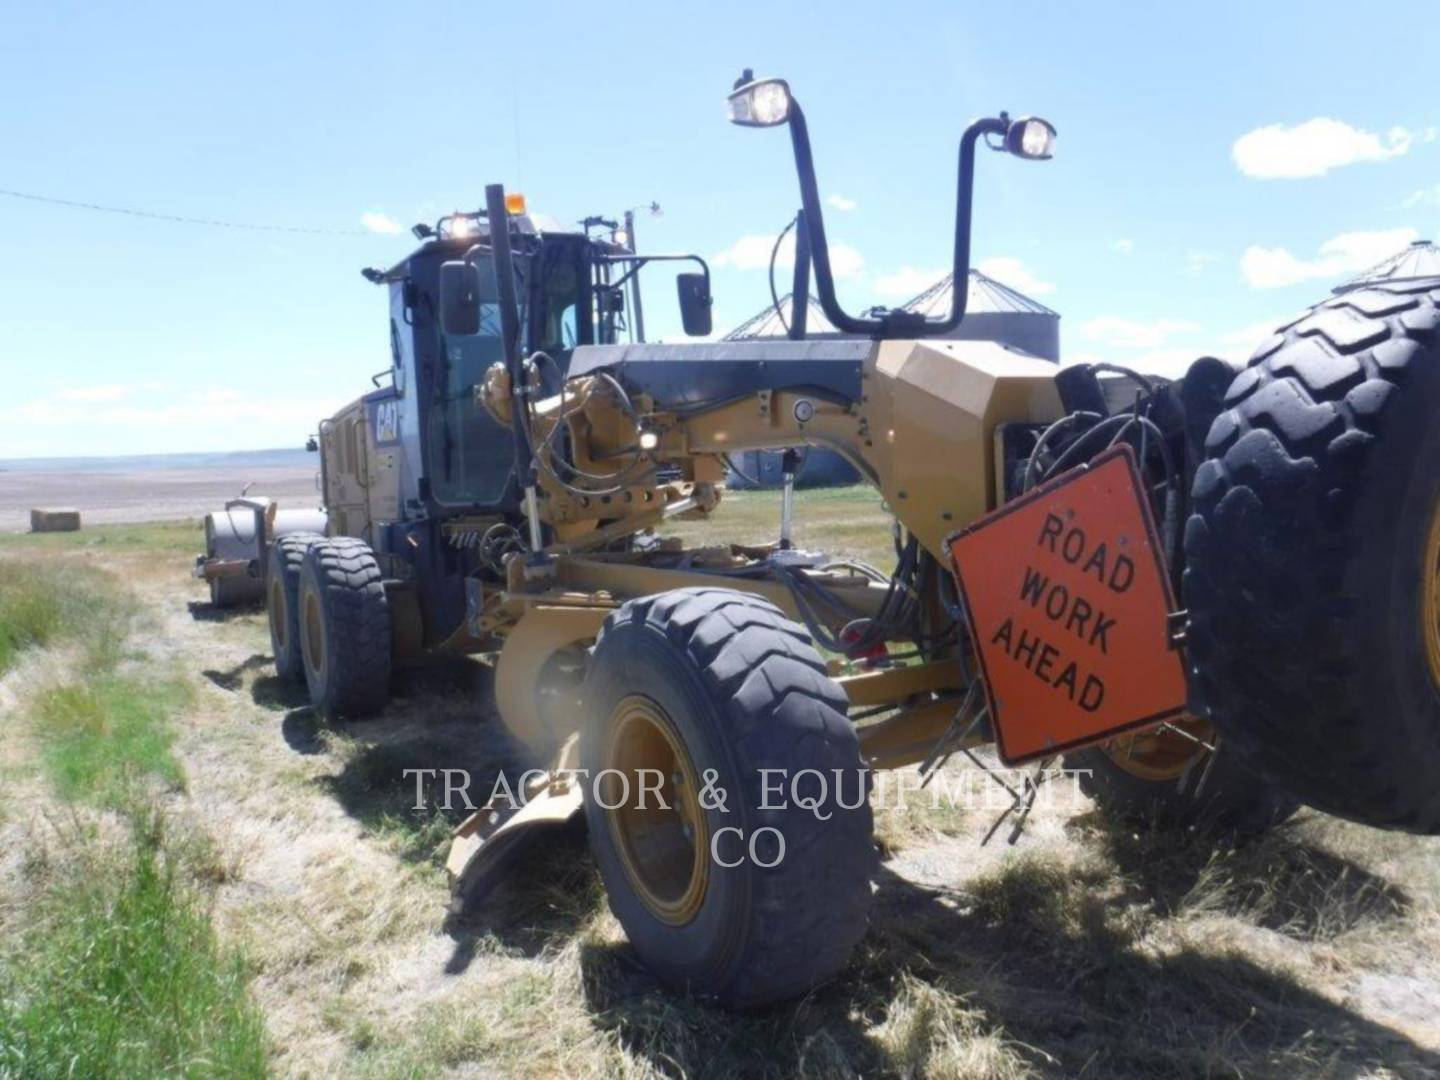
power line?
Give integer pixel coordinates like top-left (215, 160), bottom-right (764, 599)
top-left (0, 186), bottom-right (372, 236)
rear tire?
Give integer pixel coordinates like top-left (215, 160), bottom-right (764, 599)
top-left (581, 587), bottom-right (875, 1008)
top-left (1067, 729), bottom-right (1296, 835)
top-left (1186, 278), bottom-right (1440, 832)
top-left (267, 532), bottom-right (322, 683)
top-left (298, 538), bottom-right (392, 720)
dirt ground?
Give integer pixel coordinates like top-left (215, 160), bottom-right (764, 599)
top-left (5, 515), bottom-right (1440, 1078)
top-left (0, 462), bottom-right (319, 532)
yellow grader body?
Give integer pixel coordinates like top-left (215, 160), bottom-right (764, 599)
top-left (473, 337), bottom-right (1063, 756)
top-left (243, 76), bottom-right (1440, 1006)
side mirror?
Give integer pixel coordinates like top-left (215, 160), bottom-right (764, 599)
top-left (439, 260), bottom-right (481, 336)
top-left (677, 273), bottom-right (713, 337)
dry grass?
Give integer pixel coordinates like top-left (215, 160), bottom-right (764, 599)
top-left (2, 504), bottom-right (1439, 1077)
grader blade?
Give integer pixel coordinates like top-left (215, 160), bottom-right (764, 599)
top-left (447, 775), bottom-right (584, 912)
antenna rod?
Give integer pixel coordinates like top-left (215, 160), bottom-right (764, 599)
top-left (484, 183), bottom-right (545, 564)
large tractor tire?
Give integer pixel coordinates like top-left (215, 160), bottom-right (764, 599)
top-left (1186, 278), bottom-right (1440, 832)
top-left (297, 537), bottom-right (392, 720)
top-left (266, 532), bottom-right (323, 683)
top-left (1067, 721), bottom-right (1296, 835)
top-left (580, 587), bottom-right (875, 1007)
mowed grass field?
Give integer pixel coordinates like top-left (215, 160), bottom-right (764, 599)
top-left (1, 490), bottom-right (1439, 1078)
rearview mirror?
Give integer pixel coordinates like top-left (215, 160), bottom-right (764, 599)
top-left (439, 260), bottom-right (481, 337)
top-left (677, 273), bottom-right (713, 337)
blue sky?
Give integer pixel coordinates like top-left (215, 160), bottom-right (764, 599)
top-left (2, 0), bottom-right (1437, 457)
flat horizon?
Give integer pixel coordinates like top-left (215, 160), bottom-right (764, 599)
top-left (0, 446), bottom-right (311, 471)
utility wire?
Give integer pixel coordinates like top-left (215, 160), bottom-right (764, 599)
top-left (0, 186), bottom-right (372, 236)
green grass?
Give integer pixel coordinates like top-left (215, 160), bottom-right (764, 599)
top-left (0, 538), bottom-right (268, 1076)
top-left (35, 674), bottom-right (190, 808)
top-left (0, 564), bottom-right (64, 674)
top-left (0, 559), bottom-right (134, 674)
top-left (662, 484), bottom-right (898, 569)
top-left (0, 519), bottom-right (202, 558)
top-left (0, 810), bottom-right (268, 1080)
top-left (0, 556), bottom-right (178, 807)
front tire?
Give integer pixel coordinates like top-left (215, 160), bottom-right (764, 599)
top-left (298, 538), bottom-right (392, 720)
top-left (581, 587), bottom-right (875, 1008)
top-left (1186, 278), bottom-right (1440, 832)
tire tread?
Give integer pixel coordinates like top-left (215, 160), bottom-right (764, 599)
top-left (1185, 280), bottom-right (1440, 831)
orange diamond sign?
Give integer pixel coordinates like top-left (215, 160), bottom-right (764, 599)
top-left (946, 445), bottom-right (1187, 765)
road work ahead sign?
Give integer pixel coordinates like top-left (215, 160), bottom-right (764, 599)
top-left (947, 445), bottom-right (1187, 765)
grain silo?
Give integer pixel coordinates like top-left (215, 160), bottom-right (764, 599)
top-left (1332, 239), bottom-right (1440, 295)
top-left (722, 269), bottom-right (1060, 488)
top-left (900, 268), bottom-right (1060, 361)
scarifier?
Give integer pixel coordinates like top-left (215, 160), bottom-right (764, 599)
top-left (228, 73), bottom-right (1440, 1006)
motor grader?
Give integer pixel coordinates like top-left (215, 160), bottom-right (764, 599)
top-left (264, 74), bottom-right (1440, 1007)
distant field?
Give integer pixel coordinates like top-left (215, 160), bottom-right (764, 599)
top-left (0, 449), bottom-right (320, 532)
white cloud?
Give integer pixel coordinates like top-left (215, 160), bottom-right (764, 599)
top-left (826, 194), bottom-right (858, 212)
top-left (1126, 349), bottom-right (1205, 378)
top-left (1063, 349), bottom-right (1199, 380)
top-left (1081, 316), bottom-right (1199, 349)
top-left (874, 266), bottom-right (945, 300)
top-left (1240, 227), bottom-right (1418, 288)
top-left (1184, 250), bottom-right (1222, 275)
top-left (1177, 318), bottom-right (1292, 365)
top-left (1402, 183), bottom-right (1440, 208)
top-left (51, 384), bottom-right (134, 403)
top-left (1111, 238), bottom-right (1135, 255)
top-left (976, 256), bottom-right (1055, 296)
top-left (712, 233), bottom-right (864, 279)
top-left (361, 210), bottom-right (404, 235)
top-left (1071, 315), bottom-right (1298, 377)
top-left (1233, 118), bottom-right (1416, 179)
top-left (1217, 319), bottom-right (1285, 353)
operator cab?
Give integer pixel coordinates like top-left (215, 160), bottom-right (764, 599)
top-left (366, 203), bottom-right (697, 516)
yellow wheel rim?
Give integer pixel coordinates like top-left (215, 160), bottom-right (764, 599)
top-left (268, 574), bottom-right (288, 653)
top-left (1424, 500), bottom-right (1440, 690)
top-left (303, 586), bottom-right (325, 678)
top-left (1103, 714), bottom-right (1215, 782)
top-left (601, 696), bottom-right (709, 926)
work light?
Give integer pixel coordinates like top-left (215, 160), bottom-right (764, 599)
top-left (727, 77), bottom-right (792, 127)
top-left (1005, 116), bottom-right (1057, 160)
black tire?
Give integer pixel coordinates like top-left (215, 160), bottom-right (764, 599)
top-left (266, 532), bottom-right (323, 683)
top-left (298, 537), bottom-right (392, 720)
top-left (1067, 741), bottom-right (1296, 834)
top-left (1186, 278), bottom-right (1440, 832)
top-left (581, 587), bottom-right (875, 1008)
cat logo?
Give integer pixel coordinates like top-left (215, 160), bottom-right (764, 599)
top-left (373, 399), bottom-right (400, 444)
